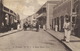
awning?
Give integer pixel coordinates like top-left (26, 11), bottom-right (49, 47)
top-left (36, 14), bottom-right (43, 19)
top-left (36, 13), bottom-right (46, 19)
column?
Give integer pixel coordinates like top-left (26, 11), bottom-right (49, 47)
top-left (59, 17), bottom-right (61, 31)
top-left (46, 3), bottom-right (50, 29)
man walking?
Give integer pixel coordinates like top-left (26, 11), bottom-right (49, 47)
top-left (63, 15), bottom-right (72, 43)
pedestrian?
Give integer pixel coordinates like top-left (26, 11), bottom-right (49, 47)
top-left (17, 20), bottom-right (21, 30)
top-left (36, 20), bottom-right (39, 32)
top-left (63, 15), bottom-right (72, 43)
top-left (55, 25), bottom-right (58, 32)
top-left (23, 22), bottom-right (28, 31)
top-left (17, 23), bottom-right (20, 30)
top-left (43, 25), bottom-right (46, 31)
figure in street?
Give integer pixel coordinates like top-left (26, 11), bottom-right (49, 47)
top-left (63, 15), bottom-right (72, 43)
top-left (55, 24), bottom-right (58, 32)
top-left (23, 22), bottom-right (28, 31)
top-left (36, 20), bottom-right (39, 32)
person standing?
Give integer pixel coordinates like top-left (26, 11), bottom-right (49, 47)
top-left (17, 20), bottom-right (21, 30)
top-left (55, 24), bottom-right (58, 32)
top-left (63, 15), bottom-right (72, 43)
top-left (17, 23), bottom-right (21, 30)
top-left (23, 22), bottom-right (28, 31)
top-left (43, 25), bottom-right (46, 31)
top-left (36, 20), bottom-right (39, 32)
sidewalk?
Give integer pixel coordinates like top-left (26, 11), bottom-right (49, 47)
top-left (46, 29), bottom-right (80, 51)
top-left (0, 29), bottom-right (22, 37)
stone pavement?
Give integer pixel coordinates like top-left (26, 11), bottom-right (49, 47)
top-left (46, 29), bottom-right (80, 51)
top-left (0, 29), bottom-right (22, 37)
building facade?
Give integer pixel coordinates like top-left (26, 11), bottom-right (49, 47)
top-left (52, 0), bottom-right (72, 32)
top-left (36, 0), bottom-right (80, 37)
top-left (0, 0), bottom-right (20, 32)
top-left (49, 0), bottom-right (80, 37)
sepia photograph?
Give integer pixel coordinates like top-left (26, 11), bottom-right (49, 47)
top-left (0, 0), bottom-right (80, 51)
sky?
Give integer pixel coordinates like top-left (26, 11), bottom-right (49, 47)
top-left (3, 0), bottom-right (62, 19)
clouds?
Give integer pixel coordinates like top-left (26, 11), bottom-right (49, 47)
top-left (3, 0), bottom-right (62, 19)
top-left (3, 0), bottom-right (44, 19)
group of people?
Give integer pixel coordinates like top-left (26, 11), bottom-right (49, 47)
top-left (23, 20), bottom-right (39, 32)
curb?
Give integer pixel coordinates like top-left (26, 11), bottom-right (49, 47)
top-left (0, 29), bottom-right (23, 37)
top-left (45, 30), bottom-right (72, 51)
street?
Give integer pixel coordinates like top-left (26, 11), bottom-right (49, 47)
top-left (0, 29), bottom-right (70, 51)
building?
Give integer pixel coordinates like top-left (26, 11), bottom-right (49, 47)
top-left (46, 0), bottom-right (62, 29)
top-left (48, 0), bottom-right (80, 37)
top-left (0, 0), bottom-right (20, 32)
top-left (36, 0), bottom-right (62, 29)
top-left (35, 0), bottom-right (80, 37)
top-left (52, 0), bottom-right (72, 32)
top-left (26, 14), bottom-right (38, 25)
